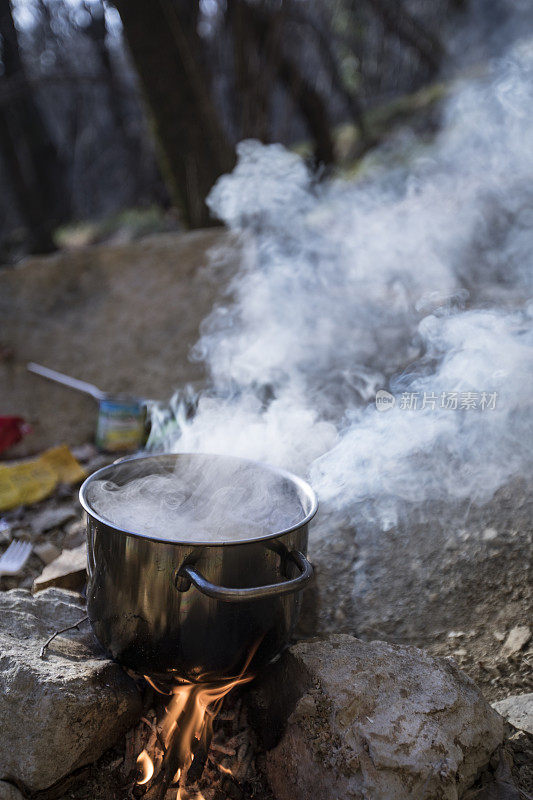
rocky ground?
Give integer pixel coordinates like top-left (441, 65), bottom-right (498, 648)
top-left (309, 479), bottom-right (532, 704)
top-left (0, 445), bottom-right (531, 799)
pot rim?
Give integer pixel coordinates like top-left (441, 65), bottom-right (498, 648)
top-left (79, 452), bottom-right (318, 546)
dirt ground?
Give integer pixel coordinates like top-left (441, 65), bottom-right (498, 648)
top-left (0, 229), bottom-right (237, 457)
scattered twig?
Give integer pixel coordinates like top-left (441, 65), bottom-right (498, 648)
top-left (140, 714), bottom-right (167, 754)
top-left (39, 615), bottom-right (88, 659)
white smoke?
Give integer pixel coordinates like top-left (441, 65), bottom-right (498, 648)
top-left (312, 308), bottom-right (533, 528)
top-left (149, 35), bottom-right (533, 530)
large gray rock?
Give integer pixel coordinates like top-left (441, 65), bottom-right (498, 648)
top-left (248, 634), bottom-right (504, 800)
top-left (0, 588), bottom-right (142, 792)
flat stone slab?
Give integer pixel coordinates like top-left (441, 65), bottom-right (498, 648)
top-left (33, 543), bottom-right (87, 593)
top-left (0, 588), bottom-right (142, 792)
top-left (247, 634), bottom-right (504, 800)
top-left (492, 693), bottom-right (533, 734)
top-left (501, 626), bottom-right (531, 658)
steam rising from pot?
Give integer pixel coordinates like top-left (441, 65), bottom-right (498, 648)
top-left (147, 36), bottom-right (533, 531)
top-left (86, 457), bottom-right (306, 542)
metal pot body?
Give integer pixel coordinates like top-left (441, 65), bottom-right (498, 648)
top-left (80, 454), bottom-right (317, 681)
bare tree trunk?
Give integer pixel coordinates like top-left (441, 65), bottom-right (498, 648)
top-left (80, 3), bottom-right (140, 169)
top-left (277, 52), bottom-right (335, 167)
top-left (231, 0), bottom-right (335, 167)
top-left (0, 0), bottom-right (67, 253)
top-left (113, 0), bottom-right (235, 228)
top-left (230, 0), bottom-right (268, 140)
top-left (228, 0), bottom-right (284, 142)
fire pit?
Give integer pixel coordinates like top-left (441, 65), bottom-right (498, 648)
top-left (79, 453), bottom-right (316, 796)
top-left (79, 453), bottom-right (317, 681)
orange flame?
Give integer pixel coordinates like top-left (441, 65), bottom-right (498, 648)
top-left (136, 749), bottom-right (154, 784)
top-left (135, 642), bottom-right (260, 795)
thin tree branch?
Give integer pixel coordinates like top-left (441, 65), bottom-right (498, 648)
top-left (289, 3), bottom-right (368, 142)
top-left (39, 616), bottom-right (89, 659)
top-left (359, 0), bottom-right (444, 73)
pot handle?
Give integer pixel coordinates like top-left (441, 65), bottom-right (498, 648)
top-left (176, 550), bottom-right (313, 602)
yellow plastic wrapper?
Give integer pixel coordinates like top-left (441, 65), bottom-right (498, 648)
top-left (0, 445), bottom-right (86, 511)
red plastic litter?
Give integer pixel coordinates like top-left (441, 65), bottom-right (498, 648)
top-left (0, 416), bottom-right (32, 454)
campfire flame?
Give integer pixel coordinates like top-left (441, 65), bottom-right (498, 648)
top-left (136, 749), bottom-right (154, 784)
top-left (135, 645), bottom-right (259, 798)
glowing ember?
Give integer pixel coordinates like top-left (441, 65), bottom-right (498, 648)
top-left (135, 645), bottom-right (258, 798)
top-left (176, 790), bottom-right (205, 800)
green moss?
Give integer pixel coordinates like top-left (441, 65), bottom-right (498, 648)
top-left (54, 206), bottom-right (180, 249)
top-left (291, 79), bottom-right (450, 178)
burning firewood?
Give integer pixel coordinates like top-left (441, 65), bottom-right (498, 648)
top-left (128, 662), bottom-right (260, 800)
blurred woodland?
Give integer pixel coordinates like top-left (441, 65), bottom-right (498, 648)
top-left (0, 0), bottom-right (473, 260)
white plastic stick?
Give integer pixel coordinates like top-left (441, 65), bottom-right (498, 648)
top-left (27, 362), bottom-right (105, 401)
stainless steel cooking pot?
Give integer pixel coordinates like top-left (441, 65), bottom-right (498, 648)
top-left (79, 453), bottom-right (317, 681)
